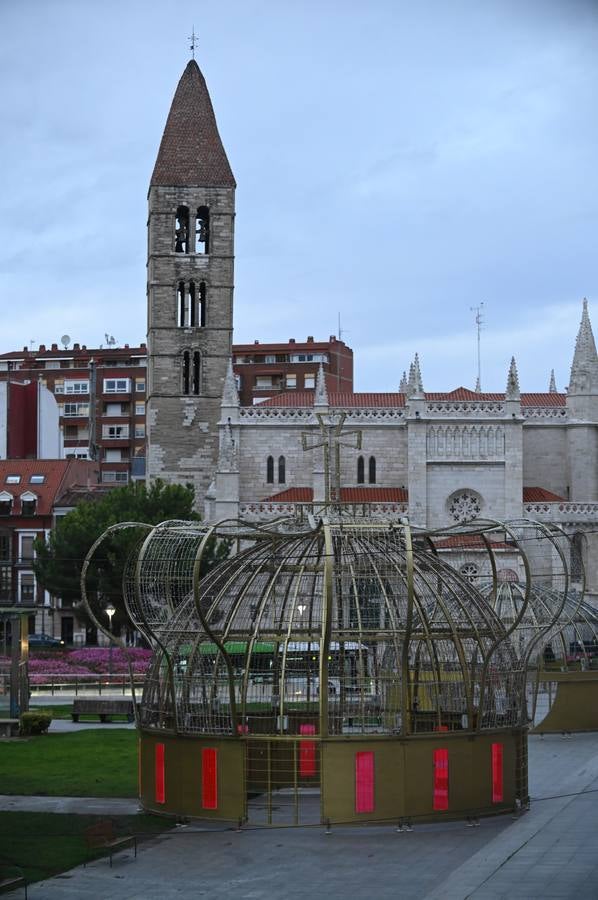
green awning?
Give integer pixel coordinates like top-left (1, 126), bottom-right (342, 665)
top-left (198, 641), bottom-right (275, 656)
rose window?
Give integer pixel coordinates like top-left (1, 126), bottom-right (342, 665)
top-left (460, 563), bottom-right (479, 583)
top-left (448, 491), bottom-right (482, 523)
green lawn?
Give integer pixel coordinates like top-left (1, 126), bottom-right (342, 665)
top-left (30, 703), bottom-right (131, 722)
top-left (0, 730), bottom-right (138, 797)
top-left (0, 811), bottom-right (174, 885)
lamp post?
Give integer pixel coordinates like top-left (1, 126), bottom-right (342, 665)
top-left (104, 604), bottom-right (116, 680)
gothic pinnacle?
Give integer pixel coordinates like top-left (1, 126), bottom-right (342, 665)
top-left (506, 356), bottom-right (520, 400)
top-left (314, 363), bottom-right (329, 406)
top-left (412, 353), bottom-right (424, 396)
top-left (221, 358), bottom-right (239, 407)
top-left (549, 369), bottom-right (557, 393)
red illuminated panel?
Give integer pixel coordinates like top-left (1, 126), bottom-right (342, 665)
top-left (237, 724), bottom-right (249, 735)
top-left (433, 748), bottom-right (449, 811)
top-left (155, 743), bottom-right (165, 804)
top-left (299, 724), bottom-right (316, 776)
top-left (491, 743), bottom-right (504, 803)
top-left (355, 751), bottom-right (375, 814)
top-left (434, 725), bottom-right (449, 732)
top-left (202, 748), bottom-right (218, 810)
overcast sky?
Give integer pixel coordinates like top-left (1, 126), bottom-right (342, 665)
top-left (1, 0), bottom-right (597, 392)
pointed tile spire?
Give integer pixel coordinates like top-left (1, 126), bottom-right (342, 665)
top-left (314, 363), bottom-right (328, 406)
top-left (475, 376), bottom-right (481, 393)
top-left (549, 369), bottom-right (557, 393)
top-left (506, 356), bottom-right (520, 399)
top-left (221, 359), bottom-right (239, 407)
top-left (569, 298), bottom-right (598, 393)
top-left (151, 60), bottom-right (236, 187)
top-left (399, 370), bottom-right (408, 393)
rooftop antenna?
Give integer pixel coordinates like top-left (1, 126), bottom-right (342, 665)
top-left (188, 26), bottom-right (198, 60)
top-left (470, 302), bottom-right (485, 391)
top-left (104, 334), bottom-right (116, 348)
top-left (61, 334), bottom-right (71, 350)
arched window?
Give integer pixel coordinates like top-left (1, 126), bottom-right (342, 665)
top-left (368, 456), bottom-right (376, 484)
top-left (266, 456), bottom-right (274, 484)
top-left (571, 532), bottom-right (584, 582)
top-left (197, 282), bottom-right (206, 327)
top-left (357, 456), bottom-right (365, 484)
top-left (175, 205), bottom-right (189, 253)
top-left (196, 206), bottom-right (210, 254)
top-left (177, 281), bottom-right (186, 327)
top-left (192, 352), bottom-right (201, 395)
top-left (182, 351), bottom-right (190, 395)
top-left (188, 282), bottom-right (196, 328)
top-left (278, 456), bottom-right (286, 484)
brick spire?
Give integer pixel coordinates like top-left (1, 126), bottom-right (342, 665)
top-left (151, 60), bottom-right (235, 187)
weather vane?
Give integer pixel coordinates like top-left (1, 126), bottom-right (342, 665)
top-left (188, 26), bottom-right (198, 60)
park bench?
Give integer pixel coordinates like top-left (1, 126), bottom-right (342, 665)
top-left (0, 865), bottom-right (27, 898)
top-left (83, 821), bottom-right (137, 867)
top-left (72, 698), bottom-right (135, 723)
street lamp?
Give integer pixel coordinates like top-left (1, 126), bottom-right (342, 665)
top-left (104, 604), bottom-right (116, 679)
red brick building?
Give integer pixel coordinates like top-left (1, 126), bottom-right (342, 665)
top-left (0, 458), bottom-right (100, 643)
top-left (232, 335), bottom-right (353, 406)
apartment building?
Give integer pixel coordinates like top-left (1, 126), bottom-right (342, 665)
top-left (0, 343), bottom-right (147, 484)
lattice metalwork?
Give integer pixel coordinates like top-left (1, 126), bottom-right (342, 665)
top-left (94, 516), bottom-right (568, 740)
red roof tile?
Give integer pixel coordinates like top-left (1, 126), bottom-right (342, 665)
top-left (522, 486), bottom-right (566, 502)
top-left (432, 534), bottom-right (512, 551)
top-left (151, 61), bottom-right (235, 188)
top-left (254, 390), bottom-right (567, 409)
top-left (263, 487), bottom-right (408, 503)
top-left (0, 460), bottom-right (99, 516)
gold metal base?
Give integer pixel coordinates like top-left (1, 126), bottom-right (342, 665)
top-left (532, 671), bottom-right (598, 734)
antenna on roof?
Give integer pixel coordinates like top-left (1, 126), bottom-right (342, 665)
top-left (61, 334), bottom-right (70, 350)
top-left (470, 302), bottom-right (485, 391)
top-left (104, 334), bottom-right (116, 348)
top-left (188, 25), bottom-right (198, 60)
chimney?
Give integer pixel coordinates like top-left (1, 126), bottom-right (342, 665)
top-left (73, 342), bottom-right (80, 351)
top-left (82, 345), bottom-right (87, 350)
top-left (329, 335), bottom-right (336, 343)
top-left (254, 340), bottom-right (259, 345)
top-left (289, 338), bottom-right (296, 344)
top-left (39, 344), bottom-right (46, 352)
top-left (307, 336), bottom-right (314, 343)
top-left (51, 343), bottom-right (58, 351)
top-left (124, 343), bottom-right (130, 349)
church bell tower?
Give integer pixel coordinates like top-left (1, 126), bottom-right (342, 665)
top-left (146, 59), bottom-right (235, 501)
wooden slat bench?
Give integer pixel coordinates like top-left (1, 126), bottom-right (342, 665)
top-left (84, 821), bottom-right (137, 867)
top-left (72, 699), bottom-right (135, 723)
top-left (0, 866), bottom-right (27, 898)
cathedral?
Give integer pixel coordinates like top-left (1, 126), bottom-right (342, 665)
top-left (147, 61), bottom-right (598, 597)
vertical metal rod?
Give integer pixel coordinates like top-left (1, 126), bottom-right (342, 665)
top-left (267, 741), bottom-right (272, 825)
top-left (293, 740), bottom-right (299, 825)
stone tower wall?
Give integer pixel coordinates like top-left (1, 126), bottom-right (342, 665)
top-left (147, 184), bottom-right (235, 500)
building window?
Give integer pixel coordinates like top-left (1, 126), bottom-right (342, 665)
top-left (64, 425), bottom-right (78, 439)
top-left (104, 449), bottom-right (122, 462)
top-left (368, 456), bottom-right (376, 485)
top-left (278, 456), bottom-right (286, 484)
top-left (266, 456), bottom-right (274, 484)
top-left (102, 425), bottom-right (129, 440)
top-left (571, 532), bottom-right (584, 582)
top-left (103, 378), bottom-right (130, 393)
top-left (45, 360), bottom-right (60, 369)
top-left (357, 456), bottom-right (365, 484)
top-left (65, 380), bottom-right (89, 394)
top-left (135, 424), bottom-right (146, 438)
top-left (102, 471), bottom-right (129, 484)
top-left (286, 375), bottom-right (297, 389)
top-left (0, 533), bottom-right (9, 561)
top-left (192, 352), bottom-right (200, 395)
top-left (135, 402), bottom-right (145, 416)
top-left (20, 535), bottom-right (35, 562)
top-left (54, 381), bottom-right (64, 394)
top-left (195, 206), bottom-right (210, 254)
top-left (460, 563), bottom-right (478, 583)
top-left (304, 374), bottom-right (315, 389)
top-left (182, 351), bottom-right (190, 395)
top-left (0, 497), bottom-right (11, 516)
top-left (5, 476), bottom-right (20, 485)
top-left (29, 475), bottom-right (45, 484)
top-left (265, 355), bottom-right (276, 364)
top-left (21, 496), bottom-right (37, 516)
top-left (135, 380), bottom-right (146, 393)
top-left (175, 204), bottom-right (190, 253)
top-left (255, 376), bottom-right (273, 389)
top-left (64, 403), bottom-right (89, 417)
top-left (20, 573), bottom-right (35, 604)
top-left (197, 282), bottom-right (206, 327)
top-left (447, 491), bottom-right (482, 523)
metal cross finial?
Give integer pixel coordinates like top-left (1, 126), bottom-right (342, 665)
top-left (188, 26), bottom-right (198, 60)
top-left (302, 413), bottom-right (362, 504)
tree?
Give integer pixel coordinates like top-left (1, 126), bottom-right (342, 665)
top-left (34, 480), bottom-right (229, 633)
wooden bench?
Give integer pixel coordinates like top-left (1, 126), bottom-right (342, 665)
top-left (0, 867), bottom-right (27, 898)
top-left (72, 699), bottom-right (135, 723)
top-left (84, 821), bottom-right (137, 867)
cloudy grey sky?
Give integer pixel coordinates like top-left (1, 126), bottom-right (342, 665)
top-left (1, 0), bottom-right (597, 392)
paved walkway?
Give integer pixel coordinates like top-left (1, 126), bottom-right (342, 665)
top-left (9, 733), bottom-right (598, 899)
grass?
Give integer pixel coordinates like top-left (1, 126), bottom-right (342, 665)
top-left (0, 811), bottom-right (174, 885)
top-left (0, 730), bottom-right (138, 797)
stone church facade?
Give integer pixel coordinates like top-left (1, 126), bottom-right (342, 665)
top-left (147, 61), bottom-right (598, 595)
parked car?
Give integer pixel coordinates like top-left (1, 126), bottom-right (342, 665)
top-left (28, 633), bottom-right (65, 648)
